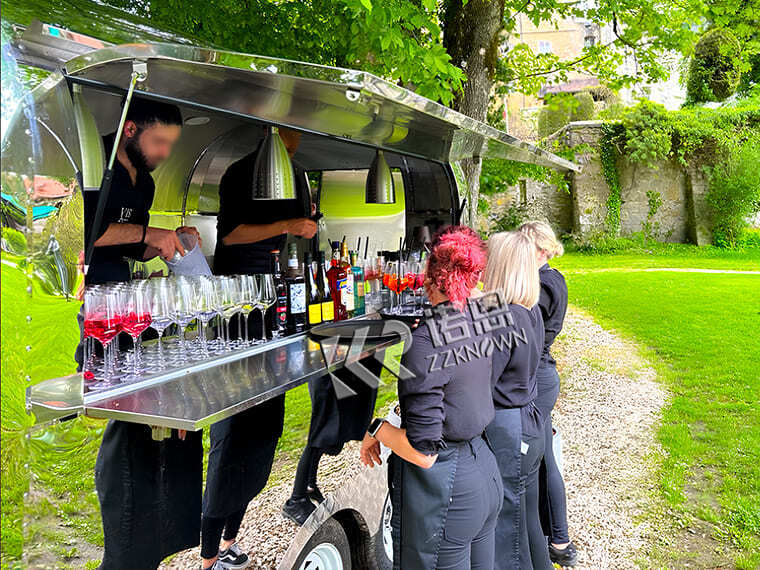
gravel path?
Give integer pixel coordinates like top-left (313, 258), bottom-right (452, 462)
top-left (161, 305), bottom-right (666, 570)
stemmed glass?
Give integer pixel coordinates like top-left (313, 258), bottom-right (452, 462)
top-left (383, 261), bottom-right (401, 313)
top-left (122, 280), bottom-right (152, 377)
top-left (237, 274), bottom-right (259, 347)
top-left (84, 286), bottom-right (122, 388)
top-left (173, 276), bottom-right (196, 359)
top-left (405, 260), bottom-right (422, 312)
top-left (81, 285), bottom-right (103, 382)
top-left (149, 278), bottom-right (175, 370)
top-left (196, 275), bottom-right (220, 356)
top-left (412, 261), bottom-right (426, 310)
top-left (218, 276), bottom-right (241, 351)
top-left (256, 274), bottom-right (276, 342)
top-left (363, 257), bottom-right (377, 312)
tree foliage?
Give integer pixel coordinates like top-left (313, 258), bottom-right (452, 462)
top-left (686, 28), bottom-right (742, 104)
top-left (537, 92), bottom-right (595, 138)
top-left (104, 0), bottom-right (466, 105)
top-left (707, 139), bottom-right (760, 247)
top-left (599, 93), bottom-right (760, 245)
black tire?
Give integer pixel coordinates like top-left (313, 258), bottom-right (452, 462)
top-left (372, 492), bottom-right (394, 570)
top-left (293, 517), bottom-right (352, 570)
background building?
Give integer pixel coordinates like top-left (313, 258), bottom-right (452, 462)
top-left (502, 10), bottom-right (686, 140)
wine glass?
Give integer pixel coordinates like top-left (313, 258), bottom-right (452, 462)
top-left (218, 276), bottom-right (241, 351)
top-left (411, 261), bottom-right (426, 310)
top-left (149, 278), bottom-right (175, 370)
top-left (122, 280), bottom-right (152, 378)
top-left (237, 274), bottom-right (259, 347)
top-left (85, 285), bottom-right (123, 388)
top-left (82, 285), bottom-right (103, 383)
top-left (362, 258), bottom-right (374, 312)
top-left (173, 276), bottom-right (196, 359)
top-left (383, 261), bottom-right (399, 313)
top-left (256, 274), bottom-right (277, 342)
top-left (405, 260), bottom-right (422, 312)
top-left (196, 275), bottom-right (220, 356)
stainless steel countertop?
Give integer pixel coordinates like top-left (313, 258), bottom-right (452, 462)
top-left (26, 314), bottom-right (404, 431)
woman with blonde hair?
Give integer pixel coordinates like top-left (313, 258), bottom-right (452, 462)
top-left (483, 230), bottom-right (553, 570)
top-left (519, 220), bottom-right (577, 567)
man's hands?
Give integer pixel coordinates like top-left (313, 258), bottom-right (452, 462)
top-left (176, 226), bottom-right (202, 247)
top-left (143, 225), bottom-right (203, 260)
top-left (285, 218), bottom-right (318, 239)
top-left (360, 432), bottom-right (383, 468)
top-left (145, 227), bottom-right (186, 261)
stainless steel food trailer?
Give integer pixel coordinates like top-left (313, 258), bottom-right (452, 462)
top-left (2, 20), bottom-right (578, 569)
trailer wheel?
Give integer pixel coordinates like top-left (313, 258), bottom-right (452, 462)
top-left (295, 517), bottom-right (352, 570)
top-left (373, 491), bottom-right (394, 569)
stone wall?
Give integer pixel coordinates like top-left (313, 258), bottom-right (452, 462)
top-left (480, 121), bottom-right (715, 244)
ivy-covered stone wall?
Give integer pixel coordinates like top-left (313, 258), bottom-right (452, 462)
top-left (569, 121), bottom-right (702, 242)
top-left (478, 97), bottom-right (760, 246)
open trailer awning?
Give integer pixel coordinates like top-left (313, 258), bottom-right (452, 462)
top-left (10, 21), bottom-right (580, 172)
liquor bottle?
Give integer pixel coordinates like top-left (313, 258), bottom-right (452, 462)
top-left (285, 243), bottom-right (306, 334)
top-left (270, 250), bottom-right (288, 336)
top-left (304, 252), bottom-right (322, 328)
top-left (317, 250), bottom-right (334, 323)
top-left (339, 239), bottom-right (355, 318)
top-left (350, 251), bottom-right (365, 316)
top-left (326, 241), bottom-right (348, 320)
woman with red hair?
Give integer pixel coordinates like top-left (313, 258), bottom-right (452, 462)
top-left (360, 226), bottom-right (503, 569)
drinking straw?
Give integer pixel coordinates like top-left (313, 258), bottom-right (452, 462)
top-left (406, 237), bottom-right (414, 261)
top-left (356, 236), bottom-right (361, 253)
top-left (364, 236), bottom-right (369, 259)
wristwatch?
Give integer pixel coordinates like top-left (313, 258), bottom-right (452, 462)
top-left (368, 418), bottom-right (386, 438)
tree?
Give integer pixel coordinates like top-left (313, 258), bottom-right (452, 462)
top-left (686, 28), bottom-right (742, 103)
top-left (537, 92), bottom-right (596, 138)
top-left (58, 0), bottom-right (746, 222)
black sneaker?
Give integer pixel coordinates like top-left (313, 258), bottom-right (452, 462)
top-left (200, 560), bottom-right (232, 570)
top-left (282, 496), bottom-right (316, 525)
top-left (548, 541), bottom-right (578, 567)
top-left (217, 542), bottom-right (249, 569)
top-left (307, 484), bottom-right (325, 504)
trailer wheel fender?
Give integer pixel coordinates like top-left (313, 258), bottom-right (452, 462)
top-left (293, 517), bottom-right (351, 570)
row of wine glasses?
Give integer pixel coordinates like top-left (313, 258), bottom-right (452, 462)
top-left (82, 274), bottom-right (278, 390)
top-left (382, 260), bottom-right (425, 313)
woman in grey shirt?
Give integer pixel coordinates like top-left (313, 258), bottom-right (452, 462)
top-left (360, 226), bottom-right (503, 569)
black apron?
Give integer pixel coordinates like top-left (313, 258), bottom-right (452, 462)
top-left (75, 309), bottom-right (203, 570)
top-left (202, 396), bottom-right (285, 518)
top-left (94, 421), bottom-right (203, 570)
top-left (389, 443), bottom-right (460, 570)
top-left (306, 358), bottom-right (381, 455)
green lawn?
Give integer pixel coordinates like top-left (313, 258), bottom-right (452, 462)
top-left (555, 247), bottom-right (760, 569)
top-left (554, 243), bottom-right (760, 272)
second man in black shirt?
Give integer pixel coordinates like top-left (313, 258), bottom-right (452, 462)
top-left (200, 127), bottom-right (316, 570)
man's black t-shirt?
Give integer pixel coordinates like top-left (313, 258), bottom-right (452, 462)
top-left (214, 147), bottom-right (310, 275)
top-left (83, 133), bottom-right (153, 284)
